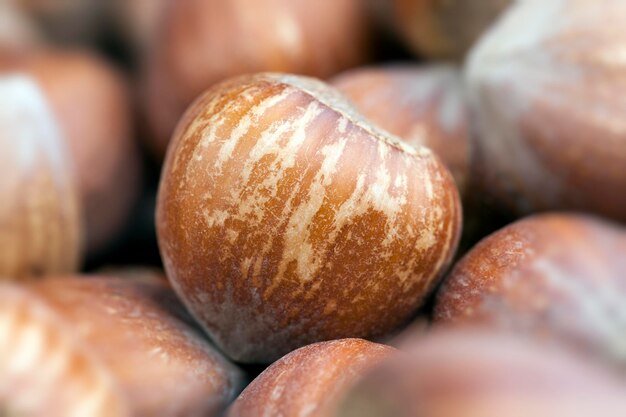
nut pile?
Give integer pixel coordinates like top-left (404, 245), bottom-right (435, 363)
top-left (0, 1), bottom-right (625, 416)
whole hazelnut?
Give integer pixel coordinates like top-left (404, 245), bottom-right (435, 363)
top-left (466, 0), bottom-right (626, 221)
top-left (0, 273), bottom-right (244, 416)
top-left (331, 65), bottom-right (470, 194)
top-left (391, 0), bottom-right (512, 60)
top-left (0, 50), bottom-right (142, 254)
top-left (228, 339), bottom-right (395, 417)
top-left (144, 0), bottom-right (372, 157)
top-left (336, 329), bottom-right (626, 417)
top-left (157, 73), bottom-right (462, 363)
top-left (0, 75), bottom-right (81, 279)
top-left (434, 213), bottom-right (626, 367)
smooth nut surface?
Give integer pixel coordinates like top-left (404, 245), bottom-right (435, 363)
top-left (466, 0), bottom-right (626, 221)
top-left (145, 0), bottom-right (372, 156)
top-left (336, 329), bottom-right (626, 417)
top-left (228, 339), bottom-right (395, 417)
top-left (157, 73), bottom-right (462, 362)
top-left (0, 76), bottom-right (82, 280)
top-left (332, 65), bottom-right (470, 194)
top-left (435, 213), bottom-right (626, 366)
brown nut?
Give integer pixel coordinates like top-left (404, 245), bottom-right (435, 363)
top-left (157, 73), bottom-right (462, 363)
top-left (336, 329), bottom-right (626, 417)
top-left (0, 75), bottom-right (82, 280)
top-left (144, 0), bottom-right (372, 157)
top-left (434, 213), bottom-right (626, 367)
top-left (228, 339), bottom-right (395, 417)
top-left (391, 0), bottom-right (511, 60)
top-left (466, 0), bottom-right (626, 221)
top-left (332, 65), bottom-right (470, 194)
top-left (0, 273), bottom-right (244, 417)
top-left (0, 49), bottom-right (142, 254)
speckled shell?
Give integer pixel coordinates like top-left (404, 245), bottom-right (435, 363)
top-left (228, 339), bottom-right (394, 417)
top-left (0, 283), bottom-right (129, 417)
top-left (0, 50), bottom-right (142, 253)
top-left (0, 76), bottom-right (82, 279)
top-left (392, 0), bottom-right (511, 59)
top-left (0, 274), bottom-right (244, 417)
top-left (144, 0), bottom-right (372, 157)
top-left (435, 213), bottom-right (626, 367)
top-left (336, 329), bottom-right (626, 417)
top-left (466, 0), bottom-right (626, 221)
top-left (157, 73), bottom-right (462, 363)
top-left (332, 65), bottom-right (470, 194)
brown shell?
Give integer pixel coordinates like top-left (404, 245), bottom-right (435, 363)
top-left (0, 274), bottom-right (244, 417)
top-left (0, 49), bottom-right (142, 253)
top-left (392, 0), bottom-right (511, 60)
top-left (466, 0), bottom-right (626, 221)
top-left (0, 76), bottom-right (82, 280)
top-left (228, 339), bottom-right (395, 417)
top-left (332, 65), bottom-right (470, 194)
top-left (434, 213), bottom-right (626, 367)
top-left (157, 73), bottom-right (462, 362)
top-left (144, 0), bottom-right (373, 157)
top-left (336, 329), bottom-right (626, 417)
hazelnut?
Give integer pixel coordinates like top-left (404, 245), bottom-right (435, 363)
top-left (336, 329), bottom-right (626, 417)
top-left (331, 65), bottom-right (470, 194)
top-left (0, 75), bottom-right (81, 279)
top-left (391, 0), bottom-right (511, 60)
top-left (434, 213), bottom-right (626, 367)
top-left (228, 339), bottom-right (394, 417)
top-left (157, 73), bottom-right (462, 363)
top-left (0, 273), bottom-right (244, 416)
top-left (0, 49), bottom-right (142, 254)
top-left (466, 0), bottom-right (626, 221)
top-left (144, 0), bottom-right (373, 157)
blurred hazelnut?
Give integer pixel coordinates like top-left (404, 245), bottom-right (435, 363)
top-left (228, 339), bottom-right (394, 417)
top-left (332, 65), bottom-right (470, 194)
top-left (391, 0), bottom-right (511, 60)
top-left (0, 2), bottom-right (41, 52)
top-left (0, 50), bottom-right (142, 254)
top-left (0, 273), bottom-right (244, 416)
top-left (144, 0), bottom-right (373, 157)
top-left (108, 0), bottom-right (170, 54)
top-left (0, 75), bottom-right (81, 280)
top-left (157, 73), bottom-right (462, 362)
top-left (466, 0), bottom-right (626, 221)
top-left (435, 213), bottom-right (626, 367)
top-left (336, 329), bottom-right (626, 417)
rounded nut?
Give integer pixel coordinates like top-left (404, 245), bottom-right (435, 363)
top-left (336, 329), bottom-right (626, 417)
top-left (0, 273), bottom-right (244, 417)
top-left (144, 0), bottom-right (373, 157)
top-left (0, 75), bottom-right (82, 280)
top-left (466, 0), bottom-right (626, 221)
top-left (157, 73), bottom-right (462, 363)
top-left (332, 65), bottom-right (470, 194)
top-left (435, 213), bottom-right (626, 367)
top-left (391, 0), bottom-right (511, 60)
top-left (228, 339), bottom-right (395, 417)
top-left (0, 49), bottom-right (142, 254)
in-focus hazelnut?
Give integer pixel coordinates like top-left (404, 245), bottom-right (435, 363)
top-left (0, 273), bottom-right (244, 416)
top-left (391, 0), bottom-right (511, 60)
top-left (336, 329), bottom-right (626, 417)
top-left (0, 49), bottom-right (142, 254)
top-left (0, 75), bottom-right (81, 280)
top-left (465, 0), bottom-right (626, 221)
top-left (228, 339), bottom-right (394, 417)
top-left (435, 213), bottom-right (626, 367)
top-left (157, 73), bottom-right (462, 363)
top-left (332, 65), bottom-right (470, 194)
top-left (144, 0), bottom-right (373, 157)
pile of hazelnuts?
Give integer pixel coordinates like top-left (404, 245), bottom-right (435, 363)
top-left (1, 0), bottom-right (625, 416)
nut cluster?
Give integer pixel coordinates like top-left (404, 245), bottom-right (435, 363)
top-left (1, 0), bottom-right (625, 416)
